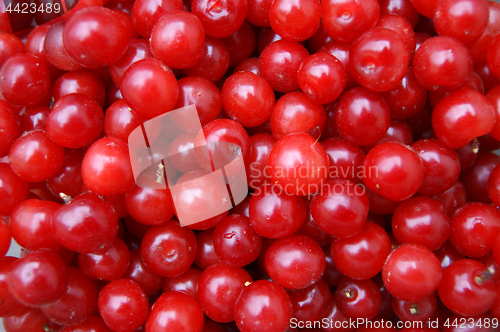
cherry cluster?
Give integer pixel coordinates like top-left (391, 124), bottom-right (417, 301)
top-left (1, 0), bottom-right (500, 331)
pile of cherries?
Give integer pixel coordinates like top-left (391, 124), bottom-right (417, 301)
top-left (2, 0), bottom-right (500, 331)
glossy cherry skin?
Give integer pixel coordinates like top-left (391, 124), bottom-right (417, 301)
top-left (246, 133), bottom-right (276, 190)
top-left (7, 249), bottom-right (67, 307)
top-left (9, 131), bottom-right (65, 183)
top-left (310, 179), bottom-right (369, 238)
top-left (488, 163), bottom-right (500, 207)
top-left (382, 244), bottom-right (442, 301)
top-left (131, 0), bottom-right (184, 38)
top-left (109, 39), bottom-right (153, 87)
top-left (0, 163), bottom-right (29, 217)
top-left (438, 259), bottom-right (496, 316)
top-left (82, 137), bottom-right (135, 196)
top-left (146, 291), bottom-right (204, 332)
top-left (392, 292), bottom-right (437, 322)
top-left (221, 21), bottom-right (256, 67)
top-left (46, 148), bottom-right (84, 200)
top-left (350, 28), bottom-right (409, 92)
top-left (332, 222), bottom-right (391, 280)
top-left (98, 279), bottom-right (149, 332)
top-left (320, 298), bottom-right (355, 332)
top-left (362, 142), bottom-right (424, 201)
top-left (63, 7), bottom-right (130, 68)
top-left (321, 138), bottom-right (365, 183)
top-left (411, 139), bottom-right (460, 195)
top-left (125, 184), bottom-right (174, 225)
top-left (334, 87), bottom-right (391, 146)
top-left (41, 267), bottom-right (99, 326)
top-left (150, 11), bottom-right (205, 69)
top-left (191, 0), bottom-right (247, 38)
top-left (246, 0), bottom-right (272, 26)
top-left (175, 76), bottom-right (222, 127)
top-left (434, 0), bottom-right (489, 45)
top-left (52, 192), bottom-right (119, 254)
top-left (121, 249), bottom-right (164, 296)
top-left (0, 257), bottom-right (25, 317)
top-left (461, 151), bottom-right (500, 204)
top-left (296, 199), bottom-right (333, 247)
top-left (10, 199), bottom-right (62, 251)
top-left (2, 308), bottom-right (61, 332)
top-left (392, 197), bottom-right (451, 251)
top-left (183, 37), bottom-right (231, 83)
top-left (120, 58), bottom-right (178, 120)
top-left (60, 316), bottom-right (112, 332)
top-left (140, 220), bottom-right (197, 278)
top-left (0, 218), bottom-right (10, 259)
top-left (258, 40), bottom-right (310, 93)
top-left (234, 280), bottom-right (292, 332)
top-left (270, 92), bottom-right (326, 140)
top-left (213, 214), bottom-right (262, 267)
top-left (297, 53), bottom-right (346, 105)
top-left (44, 21), bottom-right (83, 72)
top-left (267, 133), bottom-right (329, 196)
top-left (197, 263), bottom-right (252, 323)
top-left (104, 99), bottom-right (145, 143)
top-left (222, 71), bottom-right (275, 128)
top-left (287, 278), bottom-right (331, 321)
top-left (432, 89), bottom-right (495, 149)
top-left (47, 93), bottom-right (104, 149)
top-left (269, 0), bottom-right (320, 41)
top-left (335, 278), bottom-right (381, 319)
top-left (0, 54), bottom-right (50, 107)
top-left (249, 183), bottom-right (306, 238)
top-left (321, 0), bottom-right (380, 43)
top-left (194, 228), bottom-right (220, 270)
top-left (413, 36), bottom-right (472, 91)
top-left (79, 237), bottom-right (130, 281)
top-left (0, 100), bottom-right (21, 158)
top-left (0, 32), bottom-right (24, 68)
top-left (449, 202), bottom-right (500, 258)
top-left (265, 234), bottom-right (325, 289)
top-left (53, 69), bottom-right (106, 106)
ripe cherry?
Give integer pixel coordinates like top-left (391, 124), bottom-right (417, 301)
top-left (438, 259), bottom-right (496, 316)
top-left (191, 0), bottom-right (248, 38)
top-left (269, 0), bottom-right (320, 41)
top-left (362, 142), bottom-right (424, 201)
top-left (79, 237), bottom-right (130, 281)
top-left (382, 244), bottom-right (442, 301)
top-left (335, 278), bottom-right (382, 320)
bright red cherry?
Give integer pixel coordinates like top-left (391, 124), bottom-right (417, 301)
top-left (438, 259), bottom-right (496, 316)
top-left (146, 291), bottom-right (204, 332)
top-left (9, 131), bottom-right (65, 183)
top-left (362, 142), bottom-right (424, 201)
top-left (7, 249), bottom-right (67, 307)
top-left (191, 0), bottom-right (248, 38)
top-left (449, 202), bottom-right (500, 258)
top-left (434, 0), bottom-right (489, 45)
top-left (63, 7), bottom-right (130, 68)
top-left (350, 28), bottom-right (409, 92)
top-left (98, 279), bottom-right (149, 332)
top-left (269, 0), bottom-right (320, 41)
top-left (52, 192), bottom-right (119, 254)
top-left (234, 280), bottom-right (292, 332)
top-left (79, 237), bottom-right (130, 281)
top-left (82, 137), bottom-right (135, 196)
top-left (382, 244), bottom-right (442, 301)
top-left (392, 196), bottom-right (451, 251)
top-left (47, 93), bottom-right (104, 149)
top-left (0, 100), bottom-right (21, 158)
top-left (310, 179), bottom-right (369, 238)
top-left (335, 278), bottom-right (382, 320)
top-left (297, 53), bottom-right (346, 105)
top-left (267, 133), bottom-right (329, 196)
top-left (413, 36), bottom-right (473, 91)
top-left (150, 11), bottom-right (205, 69)
top-left (222, 71), bottom-right (275, 128)
top-left (265, 234), bottom-right (325, 289)
top-left (120, 58), bottom-right (178, 120)
top-left (321, 0), bottom-right (380, 43)
top-left (334, 87), bottom-right (391, 146)
top-left (432, 89), bottom-right (496, 149)
top-left (0, 163), bottom-right (29, 217)
top-left (331, 222), bottom-right (391, 280)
